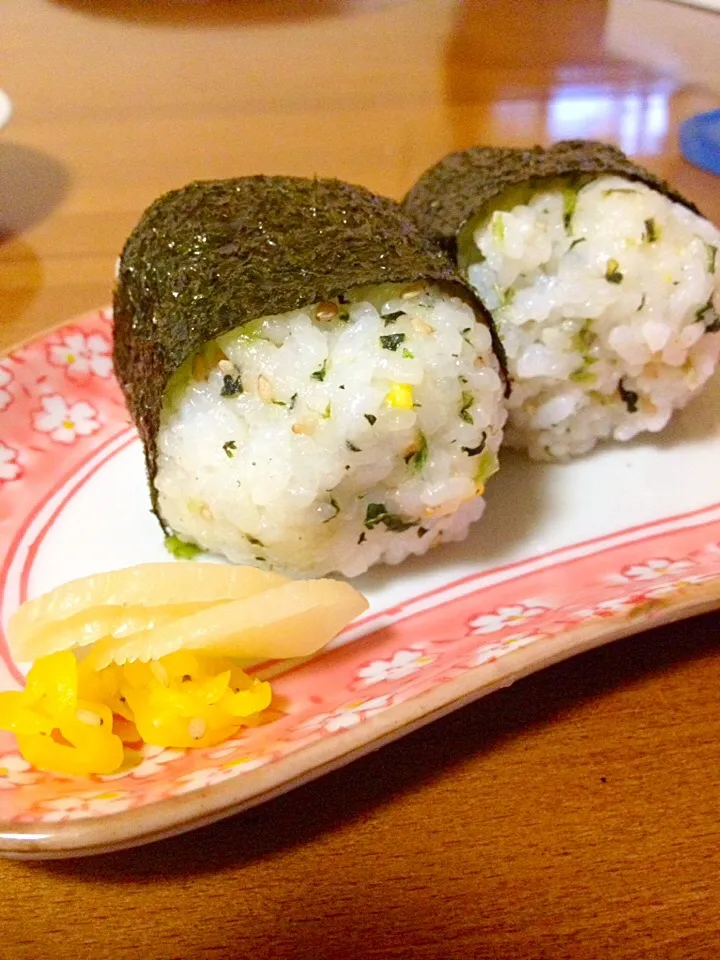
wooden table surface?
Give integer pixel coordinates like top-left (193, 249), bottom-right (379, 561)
top-left (2, 1), bottom-right (720, 956)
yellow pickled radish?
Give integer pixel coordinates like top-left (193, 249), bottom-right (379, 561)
top-left (120, 658), bottom-right (267, 749)
top-left (223, 681), bottom-right (272, 718)
top-left (86, 578), bottom-right (369, 669)
top-left (9, 563), bottom-right (288, 660)
top-left (125, 697), bottom-right (238, 750)
top-left (65, 699), bottom-right (115, 734)
top-left (17, 721), bottom-right (124, 777)
top-left (78, 661), bottom-right (132, 721)
top-left (0, 562), bottom-right (368, 776)
top-left (0, 647), bottom-right (270, 771)
top-left (113, 714), bottom-right (141, 745)
top-left (0, 652), bottom-right (125, 775)
top-left (24, 650), bottom-right (78, 715)
top-left (0, 692), bottom-right (52, 736)
top-left (193, 670), bottom-right (233, 706)
top-left (157, 650), bottom-right (204, 680)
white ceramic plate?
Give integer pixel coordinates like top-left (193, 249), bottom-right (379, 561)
top-left (0, 308), bottom-right (719, 858)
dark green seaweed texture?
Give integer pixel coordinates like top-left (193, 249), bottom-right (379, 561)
top-left (402, 140), bottom-right (702, 252)
top-left (113, 175), bottom-right (506, 515)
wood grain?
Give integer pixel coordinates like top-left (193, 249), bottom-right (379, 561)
top-left (1, 0), bottom-right (719, 956)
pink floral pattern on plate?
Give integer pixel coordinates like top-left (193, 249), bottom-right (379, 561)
top-left (0, 365), bottom-right (14, 411)
top-left (32, 395), bottom-right (101, 445)
top-left (0, 442), bottom-right (22, 483)
top-left (46, 329), bottom-right (113, 380)
top-left (0, 309), bottom-right (719, 841)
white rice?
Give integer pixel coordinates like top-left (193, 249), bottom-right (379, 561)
top-left (466, 175), bottom-right (720, 460)
top-left (155, 283), bottom-right (506, 577)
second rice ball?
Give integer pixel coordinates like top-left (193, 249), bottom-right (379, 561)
top-left (404, 141), bottom-right (720, 460)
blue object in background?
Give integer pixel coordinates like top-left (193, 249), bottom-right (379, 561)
top-left (679, 110), bottom-right (720, 177)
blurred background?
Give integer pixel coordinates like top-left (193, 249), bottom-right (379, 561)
top-left (1, 0), bottom-right (719, 345)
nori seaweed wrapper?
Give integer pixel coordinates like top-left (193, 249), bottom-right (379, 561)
top-left (402, 140), bottom-right (702, 255)
top-left (113, 175), bottom-right (507, 513)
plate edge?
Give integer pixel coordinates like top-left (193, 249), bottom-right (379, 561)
top-left (0, 582), bottom-right (718, 859)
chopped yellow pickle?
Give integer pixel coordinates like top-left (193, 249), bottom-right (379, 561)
top-left (385, 382), bottom-right (414, 409)
top-left (0, 562), bottom-right (367, 778)
top-left (0, 650), bottom-right (272, 773)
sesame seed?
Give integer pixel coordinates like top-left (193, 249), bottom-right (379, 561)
top-left (292, 421), bottom-right (316, 435)
top-left (257, 375), bottom-right (274, 402)
top-left (150, 662), bottom-right (169, 685)
top-left (411, 316), bottom-right (433, 335)
top-left (76, 709), bottom-right (102, 727)
top-left (401, 282), bottom-right (426, 299)
top-left (315, 301), bottom-right (339, 321)
top-left (192, 354), bottom-right (210, 380)
top-left (188, 717), bottom-right (207, 740)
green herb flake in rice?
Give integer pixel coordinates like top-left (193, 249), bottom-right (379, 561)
top-left (164, 535), bottom-right (204, 560)
top-left (704, 312), bottom-right (720, 334)
top-left (696, 299), bottom-right (720, 332)
top-left (643, 218), bottom-right (659, 243)
top-left (461, 432), bottom-right (487, 457)
top-left (570, 368), bottom-right (597, 385)
top-left (572, 321), bottom-right (597, 358)
top-left (563, 185), bottom-right (578, 231)
top-left (605, 258), bottom-right (623, 284)
top-left (222, 440), bottom-right (236, 458)
top-left (324, 497), bottom-right (340, 523)
top-left (460, 391), bottom-right (475, 424)
top-left (404, 433), bottom-right (428, 471)
top-left (618, 380), bottom-right (639, 413)
top-left (364, 503), bottom-right (416, 533)
top-left (220, 374), bottom-right (243, 397)
top-left (473, 448), bottom-right (499, 487)
top-left (380, 333), bottom-right (406, 352)
top-left (491, 212), bottom-right (505, 245)
top-left (707, 244), bottom-right (717, 274)
top-left (311, 360), bottom-right (328, 382)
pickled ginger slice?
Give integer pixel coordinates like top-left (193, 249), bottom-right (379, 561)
top-left (12, 603), bottom-right (212, 663)
top-left (9, 564), bottom-right (288, 662)
top-left (86, 579), bottom-right (369, 669)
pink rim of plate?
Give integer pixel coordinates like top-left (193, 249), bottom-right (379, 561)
top-left (0, 308), bottom-right (719, 858)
